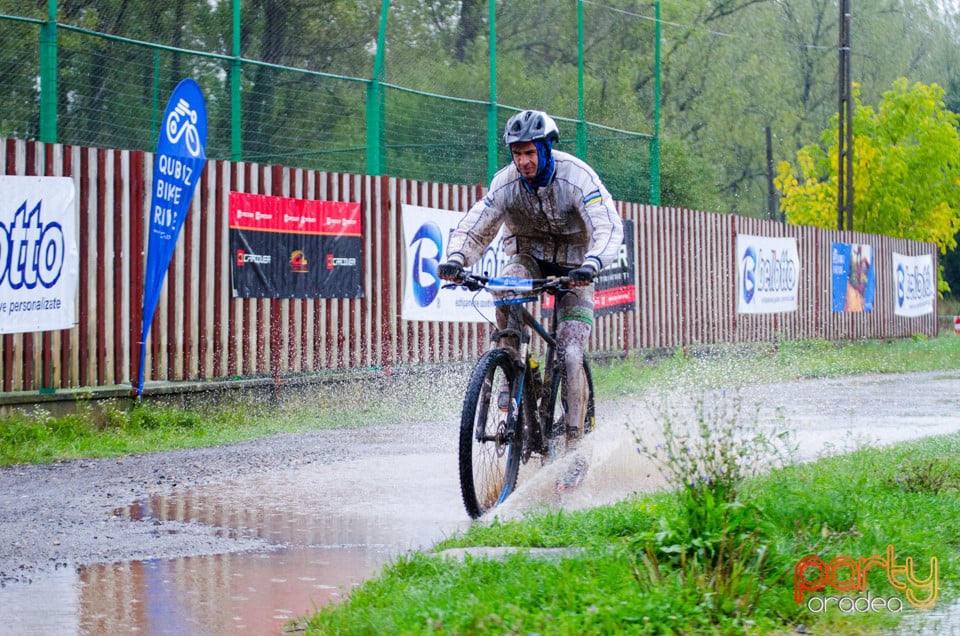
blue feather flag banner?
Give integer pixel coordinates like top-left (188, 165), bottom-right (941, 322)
top-left (137, 78), bottom-right (207, 396)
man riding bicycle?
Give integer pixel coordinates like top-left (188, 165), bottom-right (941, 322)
top-left (438, 109), bottom-right (624, 446)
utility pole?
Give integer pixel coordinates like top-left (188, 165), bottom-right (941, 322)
top-left (766, 126), bottom-right (778, 221)
top-left (837, 0), bottom-right (853, 231)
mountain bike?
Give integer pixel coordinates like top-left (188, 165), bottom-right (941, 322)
top-left (446, 273), bottom-right (596, 519)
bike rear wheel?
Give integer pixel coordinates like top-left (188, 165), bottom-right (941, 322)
top-left (458, 349), bottom-right (523, 519)
top-left (547, 355), bottom-right (596, 443)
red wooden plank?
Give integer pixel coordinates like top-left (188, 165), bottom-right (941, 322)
top-left (197, 158), bottom-right (210, 379)
top-left (96, 148), bottom-right (107, 385)
top-left (112, 149), bottom-right (124, 383)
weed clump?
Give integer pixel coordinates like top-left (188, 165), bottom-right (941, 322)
top-left (631, 392), bottom-right (796, 622)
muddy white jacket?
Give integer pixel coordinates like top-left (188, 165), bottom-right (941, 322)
top-left (446, 149), bottom-right (624, 272)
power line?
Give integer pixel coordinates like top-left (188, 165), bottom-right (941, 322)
top-left (582, 0), bottom-right (835, 52)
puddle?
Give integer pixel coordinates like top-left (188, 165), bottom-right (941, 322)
top-left (1, 451), bottom-right (470, 636)
top-left (894, 596), bottom-right (960, 635)
top-left (76, 547), bottom-right (387, 635)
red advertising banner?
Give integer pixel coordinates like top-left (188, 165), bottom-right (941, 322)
top-left (540, 219), bottom-right (636, 317)
top-left (229, 192), bottom-right (363, 298)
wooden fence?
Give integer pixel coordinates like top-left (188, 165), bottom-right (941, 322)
top-left (0, 138), bottom-right (939, 395)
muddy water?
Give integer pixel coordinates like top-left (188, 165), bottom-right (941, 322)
top-left (4, 370), bottom-right (960, 634)
top-left (3, 449), bottom-right (471, 635)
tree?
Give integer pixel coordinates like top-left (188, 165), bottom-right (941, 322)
top-left (775, 78), bottom-right (960, 291)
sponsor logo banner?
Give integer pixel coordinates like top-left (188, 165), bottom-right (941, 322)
top-left (736, 234), bottom-right (799, 314)
top-left (401, 205), bottom-right (636, 322)
top-left (0, 176), bottom-right (78, 334)
top-left (592, 218), bottom-right (635, 317)
top-left (892, 252), bottom-right (935, 317)
top-left (401, 204), bottom-right (506, 322)
top-left (229, 192), bottom-right (362, 299)
top-left (831, 242), bottom-right (875, 313)
top-left (542, 219), bottom-right (636, 317)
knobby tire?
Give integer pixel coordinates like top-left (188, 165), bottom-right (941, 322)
top-left (458, 349), bottom-right (523, 519)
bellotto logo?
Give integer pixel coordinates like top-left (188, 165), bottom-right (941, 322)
top-left (326, 254), bottom-right (356, 270)
top-left (290, 250), bottom-right (309, 273)
top-left (794, 545), bottom-right (938, 613)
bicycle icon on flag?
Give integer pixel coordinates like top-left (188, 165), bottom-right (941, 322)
top-left (165, 98), bottom-right (202, 157)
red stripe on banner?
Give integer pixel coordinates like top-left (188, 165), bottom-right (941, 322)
top-left (229, 191), bottom-right (362, 236)
top-left (595, 285), bottom-right (637, 310)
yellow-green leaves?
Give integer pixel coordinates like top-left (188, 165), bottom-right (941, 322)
top-left (777, 79), bottom-right (960, 267)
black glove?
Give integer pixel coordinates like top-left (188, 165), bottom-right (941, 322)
top-left (569, 263), bottom-right (598, 287)
top-left (438, 260), bottom-right (465, 282)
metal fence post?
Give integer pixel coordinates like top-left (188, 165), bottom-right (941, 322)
top-left (231, 0), bottom-right (242, 161)
top-left (649, 1), bottom-right (662, 206)
top-left (366, 0), bottom-right (390, 176)
top-left (487, 0), bottom-right (498, 182)
top-left (39, 0), bottom-right (57, 143)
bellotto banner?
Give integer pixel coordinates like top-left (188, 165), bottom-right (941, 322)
top-left (229, 192), bottom-right (363, 299)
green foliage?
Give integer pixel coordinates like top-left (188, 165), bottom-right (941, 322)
top-left (631, 392), bottom-right (795, 622)
top-left (776, 78), bottom-right (960, 291)
top-left (4, 1), bottom-right (959, 212)
top-left (887, 455), bottom-right (960, 494)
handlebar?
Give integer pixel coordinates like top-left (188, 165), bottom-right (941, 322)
top-left (442, 273), bottom-right (577, 295)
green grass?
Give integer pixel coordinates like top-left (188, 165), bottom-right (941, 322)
top-left (0, 371), bottom-right (464, 466)
top-left (298, 435), bottom-right (960, 635)
top-left (289, 334), bottom-right (960, 635)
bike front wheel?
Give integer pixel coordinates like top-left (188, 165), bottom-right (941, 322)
top-left (458, 349), bottom-right (522, 519)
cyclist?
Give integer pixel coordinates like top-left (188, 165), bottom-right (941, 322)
top-left (438, 109), bottom-right (624, 445)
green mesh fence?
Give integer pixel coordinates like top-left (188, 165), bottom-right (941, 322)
top-left (240, 63), bottom-right (367, 173)
top-left (0, 2), bottom-right (655, 202)
top-left (0, 17), bottom-right (41, 141)
top-left (382, 88), bottom-right (488, 185)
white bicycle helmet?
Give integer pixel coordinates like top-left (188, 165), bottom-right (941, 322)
top-left (503, 110), bottom-right (560, 146)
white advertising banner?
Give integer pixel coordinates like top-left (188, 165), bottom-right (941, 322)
top-left (736, 234), bottom-right (800, 314)
top-left (0, 176), bottom-right (78, 334)
top-left (401, 204), bottom-right (508, 322)
top-left (892, 252), bottom-right (935, 317)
